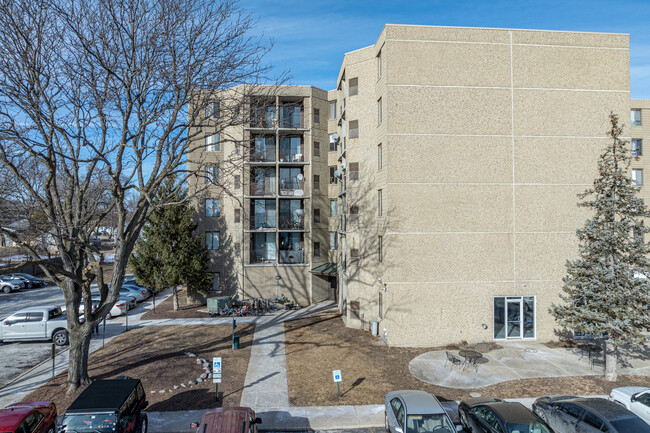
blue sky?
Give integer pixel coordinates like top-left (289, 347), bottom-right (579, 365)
top-left (241, 0), bottom-right (650, 98)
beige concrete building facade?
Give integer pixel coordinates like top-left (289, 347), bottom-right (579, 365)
top-left (190, 24), bottom-right (645, 347)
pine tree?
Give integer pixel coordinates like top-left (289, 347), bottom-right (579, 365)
top-left (130, 177), bottom-right (211, 311)
top-left (551, 113), bottom-right (650, 381)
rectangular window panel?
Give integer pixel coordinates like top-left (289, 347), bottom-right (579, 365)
top-left (313, 108), bottom-right (320, 124)
top-left (329, 134), bottom-right (338, 152)
top-left (314, 241), bottom-right (321, 257)
top-left (206, 232), bottom-right (220, 250)
top-left (494, 297), bottom-right (506, 339)
top-left (377, 51), bottom-right (382, 79)
top-left (633, 169), bottom-right (643, 186)
top-left (234, 175), bottom-right (241, 189)
top-left (314, 141), bottom-right (320, 157)
top-left (205, 199), bottom-right (220, 217)
top-left (234, 208), bottom-right (241, 223)
top-left (378, 189), bottom-right (382, 216)
top-left (206, 165), bottom-right (220, 184)
top-left (377, 98), bottom-right (382, 125)
top-left (206, 101), bottom-right (220, 118)
top-left (329, 101), bottom-right (336, 119)
top-left (632, 139), bottom-right (643, 156)
top-left (330, 199), bottom-right (337, 217)
top-left (349, 120), bottom-right (359, 139)
top-left (251, 232), bottom-right (276, 263)
top-left (206, 134), bottom-right (219, 152)
top-left (329, 232), bottom-right (337, 250)
top-left (211, 273), bottom-right (220, 292)
top-left (632, 109), bottom-right (642, 126)
top-left (349, 77), bottom-right (358, 96)
top-left (349, 162), bottom-right (359, 180)
top-left (314, 175), bottom-right (320, 190)
top-left (314, 208), bottom-right (320, 223)
top-left (523, 296), bottom-right (535, 338)
top-left (330, 166), bottom-right (338, 184)
top-left (378, 144), bottom-right (382, 170)
top-left (378, 236), bottom-right (383, 263)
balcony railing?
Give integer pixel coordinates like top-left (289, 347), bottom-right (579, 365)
top-left (249, 183), bottom-right (276, 196)
top-left (279, 249), bottom-right (304, 264)
top-left (279, 179), bottom-right (304, 196)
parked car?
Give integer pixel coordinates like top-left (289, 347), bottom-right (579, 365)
top-left (190, 407), bottom-right (262, 433)
top-left (385, 390), bottom-right (458, 433)
top-left (120, 286), bottom-right (149, 303)
top-left (0, 306), bottom-right (72, 346)
top-left (80, 298), bottom-right (128, 319)
top-left (6, 273), bottom-right (47, 289)
top-left (610, 387), bottom-right (650, 425)
top-left (122, 280), bottom-right (153, 297)
top-left (0, 400), bottom-right (57, 433)
top-left (60, 377), bottom-right (148, 433)
top-left (533, 396), bottom-right (650, 433)
top-left (460, 397), bottom-right (553, 433)
top-left (0, 276), bottom-right (24, 293)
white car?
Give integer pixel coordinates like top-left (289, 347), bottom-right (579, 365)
top-left (80, 298), bottom-right (128, 319)
top-left (610, 386), bottom-right (650, 425)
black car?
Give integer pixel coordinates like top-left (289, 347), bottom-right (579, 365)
top-left (60, 377), bottom-right (148, 433)
top-left (7, 273), bottom-right (46, 289)
top-left (459, 397), bottom-right (554, 433)
top-left (533, 396), bottom-right (650, 433)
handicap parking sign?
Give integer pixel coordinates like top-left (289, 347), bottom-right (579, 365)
top-left (213, 357), bottom-right (222, 374)
top-left (332, 370), bottom-right (342, 382)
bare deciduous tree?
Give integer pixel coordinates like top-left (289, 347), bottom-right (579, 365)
top-left (0, 0), bottom-right (275, 392)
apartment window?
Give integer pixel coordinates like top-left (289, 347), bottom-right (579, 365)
top-left (329, 232), bottom-right (337, 250)
top-left (206, 165), bottom-right (220, 184)
top-left (350, 205), bottom-right (359, 215)
top-left (378, 235), bottom-right (383, 263)
top-left (314, 208), bottom-right (320, 223)
top-left (234, 242), bottom-right (240, 257)
top-left (235, 143), bottom-right (240, 155)
top-left (329, 102), bottom-right (336, 119)
top-left (330, 166), bottom-right (338, 184)
top-left (206, 101), bottom-right (220, 119)
top-left (378, 189), bottom-right (383, 216)
top-left (234, 208), bottom-right (241, 223)
top-left (632, 109), bottom-right (642, 126)
top-left (349, 120), bottom-right (359, 139)
top-left (206, 134), bottom-right (219, 152)
top-left (348, 162), bottom-right (359, 181)
top-left (632, 169), bottom-right (643, 186)
top-left (234, 175), bottom-right (241, 189)
top-left (314, 241), bottom-right (321, 257)
top-left (314, 141), bottom-right (320, 157)
top-left (349, 77), bottom-right (358, 97)
top-left (350, 248), bottom-right (360, 260)
top-left (330, 199), bottom-right (338, 217)
top-left (206, 231), bottom-right (220, 250)
top-left (329, 134), bottom-right (338, 152)
top-left (314, 108), bottom-right (320, 124)
top-left (378, 144), bottom-right (383, 170)
top-left (205, 199), bottom-right (220, 217)
top-left (211, 273), bottom-right (221, 292)
top-left (314, 174), bottom-right (320, 190)
top-left (377, 98), bottom-right (382, 125)
top-left (632, 139), bottom-right (643, 157)
top-left (377, 50), bottom-right (382, 79)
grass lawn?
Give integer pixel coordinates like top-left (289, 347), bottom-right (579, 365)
top-left (140, 287), bottom-right (209, 320)
top-left (26, 324), bottom-right (254, 413)
top-left (285, 311), bottom-right (650, 406)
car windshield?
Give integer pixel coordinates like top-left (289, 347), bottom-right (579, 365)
top-left (406, 414), bottom-right (455, 433)
top-left (611, 417), bottom-right (650, 433)
top-left (506, 422), bottom-right (552, 433)
top-left (62, 413), bottom-right (117, 432)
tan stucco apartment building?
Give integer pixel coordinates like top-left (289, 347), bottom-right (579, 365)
top-left (190, 24), bottom-right (645, 347)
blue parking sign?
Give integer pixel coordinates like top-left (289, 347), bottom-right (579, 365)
top-left (332, 369), bottom-right (342, 382)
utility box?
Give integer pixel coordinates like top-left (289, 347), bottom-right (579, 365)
top-left (207, 296), bottom-right (232, 312)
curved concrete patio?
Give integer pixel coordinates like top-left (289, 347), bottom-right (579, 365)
top-left (409, 341), bottom-right (650, 389)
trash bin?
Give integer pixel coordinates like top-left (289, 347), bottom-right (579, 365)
top-left (232, 335), bottom-right (240, 350)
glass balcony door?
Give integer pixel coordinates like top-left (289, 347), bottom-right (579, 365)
top-left (506, 298), bottom-right (522, 339)
top-left (251, 136), bottom-right (275, 162)
top-left (279, 199), bottom-right (304, 229)
top-left (279, 135), bottom-right (303, 162)
top-left (494, 296), bottom-right (535, 340)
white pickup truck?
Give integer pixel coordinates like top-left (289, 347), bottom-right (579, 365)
top-left (0, 305), bottom-right (72, 346)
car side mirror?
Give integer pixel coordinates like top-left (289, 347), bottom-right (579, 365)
top-left (254, 417), bottom-right (262, 424)
top-left (456, 426), bottom-right (464, 432)
top-left (631, 395), bottom-right (638, 402)
top-left (190, 422), bottom-right (199, 428)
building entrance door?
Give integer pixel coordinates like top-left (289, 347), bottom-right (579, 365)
top-left (506, 298), bottom-right (522, 338)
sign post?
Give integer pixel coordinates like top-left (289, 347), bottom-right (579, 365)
top-left (213, 357), bottom-right (222, 401)
top-left (332, 369), bottom-right (342, 397)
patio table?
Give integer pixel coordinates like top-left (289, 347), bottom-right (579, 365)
top-left (578, 343), bottom-right (602, 361)
top-left (459, 350), bottom-right (483, 367)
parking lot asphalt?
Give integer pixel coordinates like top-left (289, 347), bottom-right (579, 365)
top-left (0, 284), bottom-right (65, 318)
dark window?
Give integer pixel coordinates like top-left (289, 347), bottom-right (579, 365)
top-left (314, 242), bottom-right (321, 257)
top-left (314, 175), bottom-right (320, 190)
top-left (330, 166), bottom-right (338, 184)
top-left (206, 101), bottom-right (220, 119)
top-left (378, 236), bottom-right (383, 263)
top-left (632, 139), bottom-right (643, 156)
top-left (349, 162), bottom-right (359, 180)
top-left (314, 108), bottom-right (320, 124)
top-left (314, 141), bottom-right (320, 157)
top-left (26, 312), bottom-right (44, 322)
top-left (559, 403), bottom-right (583, 419)
top-left (378, 144), bottom-right (382, 170)
top-left (378, 189), bottom-right (383, 216)
top-left (349, 120), bottom-right (359, 139)
top-left (582, 411), bottom-right (605, 430)
top-left (350, 205), bottom-right (359, 215)
top-left (314, 208), bottom-right (320, 223)
top-left (235, 208), bottom-right (241, 223)
top-left (349, 77), bottom-right (358, 96)
top-left (350, 248), bottom-right (360, 259)
top-left (234, 175), bottom-right (241, 189)
top-left (235, 242), bottom-right (240, 257)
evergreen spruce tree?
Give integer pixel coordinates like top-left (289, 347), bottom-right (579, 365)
top-left (130, 177), bottom-right (211, 311)
top-left (551, 113), bottom-right (650, 381)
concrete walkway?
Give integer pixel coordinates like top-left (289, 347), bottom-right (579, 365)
top-left (409, 341), bottom-right (650, 389)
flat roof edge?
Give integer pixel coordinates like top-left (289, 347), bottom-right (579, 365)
top-left (383, 23), bottom-right (629, 37)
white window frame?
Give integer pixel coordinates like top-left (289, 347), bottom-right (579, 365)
top-left (206, 134), bottom-right (220, 152)
top-left (492, 295), bottom-right (536, 340)
top-left (632, 139), bottom-right (642, 157)
top-left (329, 101), bottom-right (336, 119)
top-left (632, 109), bottom-right (642, 126)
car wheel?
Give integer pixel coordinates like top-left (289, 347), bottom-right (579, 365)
top-left (459, 409), bottom-right (468, 430)
top-left (46, 425), bottom-right (55, 433)
top-left (2, 285), bottom-right (10, 294)
top-left (139, 414), bottom-right (148, 433)
top-left (53, 330), bottom-right (69, 346)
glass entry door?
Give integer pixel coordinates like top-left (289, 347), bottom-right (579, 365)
top-left (506, 298), bottom-right (522, 338)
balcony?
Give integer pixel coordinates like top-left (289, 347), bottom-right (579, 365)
top-left (250, 200), bottom-right (276, 229)
top-left (250, 232), bottom-right (276, 264)
top-left (279, 105), bottom-right (304, 128)
top-left (249, 167), bottom-right (276, 196)
top-left (279, 135), bottom-right (304, 162)
top-left (279, 167), bottom-right (305, 196)
top-left (250, 136), bottom-right (275, 162)
top-left (279, 232), bottom-right (304, 264)
top-left (250, 106), bottom-right (276, 129)
top-left (278, 199), bottom-right (304, 230)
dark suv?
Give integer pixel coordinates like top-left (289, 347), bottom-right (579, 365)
top-left (60, 378), bottom-right (148, 433)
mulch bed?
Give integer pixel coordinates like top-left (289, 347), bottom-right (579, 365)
top-left (285, 312), bottom-right (650, 406)
top-left (140, 287), bottom-right (211, 320)
top-left (26, 324), bottom-right (254, 413)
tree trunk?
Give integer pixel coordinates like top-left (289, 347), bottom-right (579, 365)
top-left (66, 321), bottom-right (93, 394)
top-left (605, 343), bottom-right (618, 381)
top-left (173, 286), bottom-right (179, 311)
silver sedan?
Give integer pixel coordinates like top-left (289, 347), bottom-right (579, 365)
top-left (385, 390), bottom-right (459, 433)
